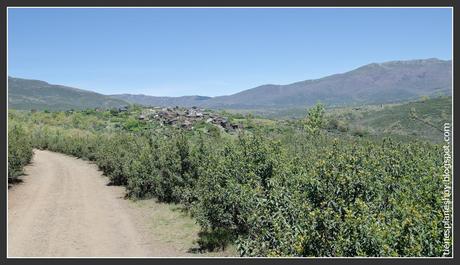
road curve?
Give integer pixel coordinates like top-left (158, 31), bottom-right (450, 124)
top-left (8, 150), bottom-right (183, 257)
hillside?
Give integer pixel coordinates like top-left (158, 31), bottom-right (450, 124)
top-left (327, 96), bottom-right (452, 143)
top-left (208, 58), bottom-right (451, 109)
top-left (8, 77), bottom-right (129, 111)
top-left (112, 58), bottom-right (452, 109)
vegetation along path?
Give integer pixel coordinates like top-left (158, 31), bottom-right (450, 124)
top-left (8, 149), bottom-right (210, 257)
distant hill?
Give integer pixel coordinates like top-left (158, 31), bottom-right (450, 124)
top-left (110, 94), bottom-right (211, 108)
top-left (327, 96), bottom-right (452, 143)
top-left (204, 58), bottom-right (452, 109)
top-left (9, 58), bottom-right (452, 111)
top-left (112, 58), bottom-right (452, 109)
top-left (8, 77), bottom-right (129, 111)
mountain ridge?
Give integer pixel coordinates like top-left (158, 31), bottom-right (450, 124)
top-left (8, 58), bottom-right (452, 110)
top-left (113, 58), bottom-right (452, 109)
top-left (8, 77), bottom-right (129, 111)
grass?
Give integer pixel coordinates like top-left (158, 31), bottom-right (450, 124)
top-left (130, 199), bottom-right (238, 257)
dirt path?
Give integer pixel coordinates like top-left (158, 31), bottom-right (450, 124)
top-left (8, 150), bottom-right (199, 257)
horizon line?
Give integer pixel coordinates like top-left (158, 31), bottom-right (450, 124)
top-left (7, 57), bottom-right (452, 98)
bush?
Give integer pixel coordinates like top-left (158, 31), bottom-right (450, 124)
top-left (235, 138), bottom-right (444, 257)
top-left (9, 110), bottom-right (447, 257)
top-left (327, 118), bottom-right (349, 132)
top-left (352, 125), bottom-right (368, 137)
top-left (8, 122), bottom-right (33, 181)
top-left (304, 103), bottom-right (325, 134)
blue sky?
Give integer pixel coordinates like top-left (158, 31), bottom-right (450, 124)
top-left (8, 8), bottom-right (452, 97)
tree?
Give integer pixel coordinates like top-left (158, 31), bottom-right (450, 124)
top-left (304, 103), bottom-right (325, 134)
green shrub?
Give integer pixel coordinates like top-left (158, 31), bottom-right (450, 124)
top-left (8, 122), bottom-right (33, 181)
top-left (9, 109), bottom-right (447, 257)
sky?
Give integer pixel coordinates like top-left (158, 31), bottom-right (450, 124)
top-left (8, 8), bottom-right (452, 97)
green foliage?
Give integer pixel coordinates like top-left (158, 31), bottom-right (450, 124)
top-left (196, 228), bottom-right (235, 252)
top-left (8, 121), bottom-right (33, 181)
top-left (304, 103), bottom-right (325, 134)
top-left (110, 108), bottom-right (119, 116)
top-left (328, 96), bottom-right (452, 143)
top-left (234, 138), bottom-right (444, 257)
top-left (8, 108), bottom-right (449, 257)
top-left (352, 125), bottom-right (369, 137)
top-left (327, 118), bottom-right (349, 132)
top-left (123, 117), bottom-right (142, 131)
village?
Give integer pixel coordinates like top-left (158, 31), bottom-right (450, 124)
top-left (119, 105), bottom-right (241, 132)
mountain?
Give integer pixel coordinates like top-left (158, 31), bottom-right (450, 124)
top-left (204, 58), bottom-right (452, 108)
top-left (110, 94), bottom-right (211, 108)
top-left (8, 77), bottom-right (129, 111)
top-left (112, 58), bottom-right (452, 109)
top-left (9, 58), bottom-right (452, 111)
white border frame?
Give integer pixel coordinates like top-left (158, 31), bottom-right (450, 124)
top-left (5, 6), bottom-right (455, 259)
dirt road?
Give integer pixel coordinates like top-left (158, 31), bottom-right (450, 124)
top-left (8, 150), bottom-right (192, 257)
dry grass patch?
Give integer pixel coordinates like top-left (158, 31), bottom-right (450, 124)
top-left (129, 199), bottom-right (237, 257)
